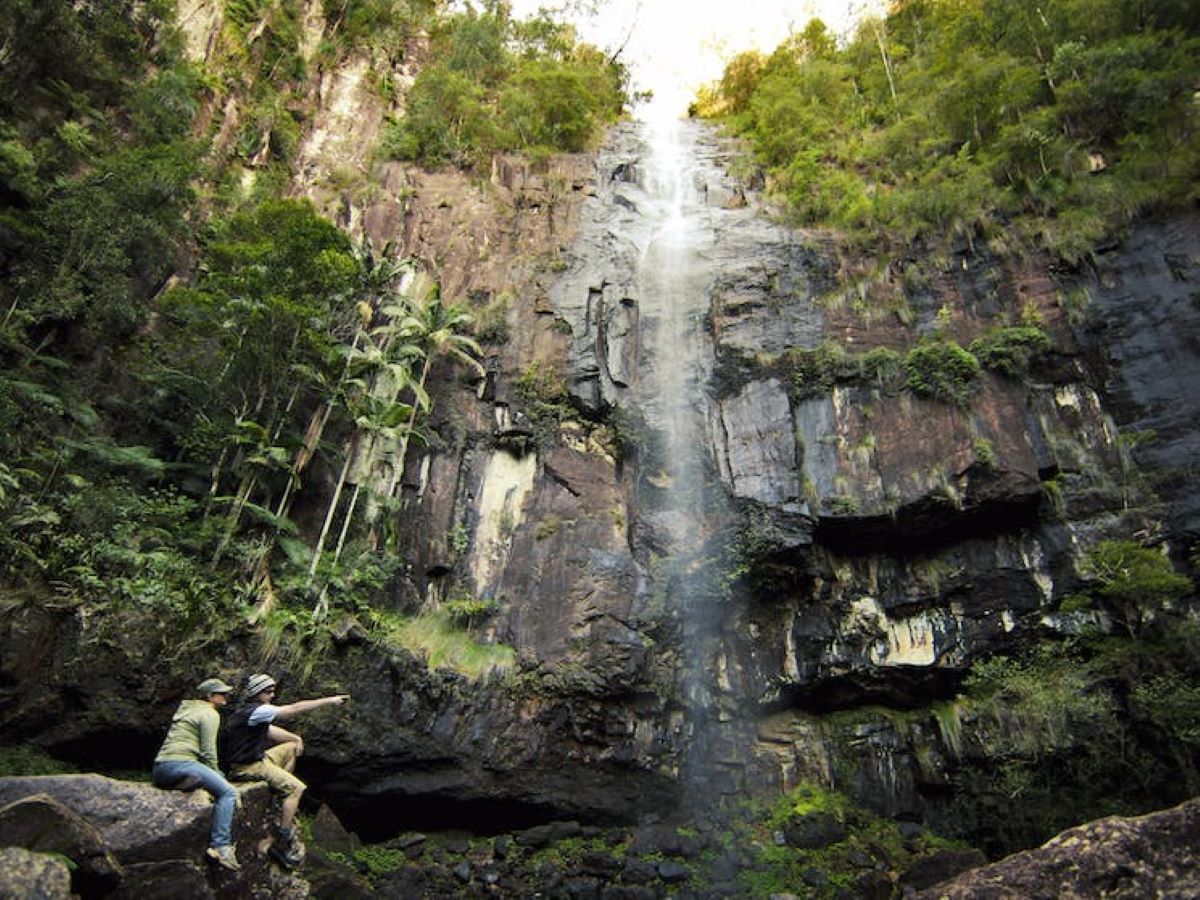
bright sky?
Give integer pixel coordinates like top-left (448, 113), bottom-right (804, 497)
top-left (508, 1), bottom-right (872, 116)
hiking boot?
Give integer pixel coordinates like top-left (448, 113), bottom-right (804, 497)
top-left (206, 844), bottom-right (241, 871)
top-left (268, 839), bottom-right (304, 869)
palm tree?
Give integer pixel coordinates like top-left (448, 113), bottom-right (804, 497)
top-left (374, 276), bottom-right (486, 519)
top-left (303, 247), bottom-right (418, 591)
top-left (278, 241), bottom-right (412, 521)
top-left (306, 330), bottom-right (427, 592)
top-left (329, 339), bottom-right (429, 564)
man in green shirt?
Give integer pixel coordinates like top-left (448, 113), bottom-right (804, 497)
top-left (152, 677), bottom-right (241, 871)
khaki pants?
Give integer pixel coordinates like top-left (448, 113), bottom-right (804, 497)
top-left (230, 742), bottom-right (305, 796)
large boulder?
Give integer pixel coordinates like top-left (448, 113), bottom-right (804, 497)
top-left (0, 774), bottom-right (223, 863)
top-left (0, 793), bottom-right (123, 895)
top-left (0, 774), bottom-right (308, 899)
top-left (917, 796), bottom-right (1200, 898)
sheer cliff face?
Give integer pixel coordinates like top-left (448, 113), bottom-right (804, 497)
top-left (3, 3), bottom-right (1196, 838)
top-left (322, 105), bottom-right (1200, 829)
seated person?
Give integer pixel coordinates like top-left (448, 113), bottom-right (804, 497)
top-left (151, 677), bottom-right (241, 871)
top-left (221, 673), bottom-right (349, 868)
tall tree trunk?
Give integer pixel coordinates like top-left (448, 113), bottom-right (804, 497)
top-left (274, 401), bottom-right (332, 519)
top-left (307, 442), bottom-right (355, 591)
top-left (366, 355), bottom-right (432, 549)
top-left (278, 327), bottom-right (364, 520)
top-left (213, 473), bottom-right (258, 563)
top-left (871, 19), bottom-right (898, 105)
top-left (383, 355), bottom-right (432, 504)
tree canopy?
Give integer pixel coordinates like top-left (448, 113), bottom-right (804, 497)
top-left (383, 2), bottom-right (627, 166)
top-left (694, 0), bottom-right (1200, 260)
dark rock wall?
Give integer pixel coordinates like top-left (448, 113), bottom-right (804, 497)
top-left (382, 119), bottom-right (1199, 829)
top-left (1078, 217), bottom-right (1200, 538)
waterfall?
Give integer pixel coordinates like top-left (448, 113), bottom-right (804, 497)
top-left (633, 106), bottom-right (734, 807)
top-left (553, 102), bottom-right (772, 810)
top-left (636, 111), bottom-right (716, 555)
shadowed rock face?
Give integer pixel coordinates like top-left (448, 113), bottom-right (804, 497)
top-left (1078, 217), bottom-right (1200, 538)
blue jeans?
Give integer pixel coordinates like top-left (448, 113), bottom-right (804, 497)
top-left (152, 760), bottom-right (237, 848)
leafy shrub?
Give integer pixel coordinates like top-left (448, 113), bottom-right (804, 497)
top-left (965, 647), bottom-right (1118, 756)
top-left (904, 340), bottom-right (980, 406)
top-left (860, 346), bottom-right (904, 385)
top-left (513, 361), bottom-right (574, 448)
top-left (969, 326), bottom-right (1052, 376)
top-left (730, 781), bottom-right (968, 898)
top-left (387, 65), bottom-right (498, 166)
top-left (499, 59), bottom-right (600, 153)
top-left (972, 437), bottom-right (996, 469)
top-left (443, 595), bottom-right (498, 628)
top-left (1058, 593), bottom-right (1093, 613)
top-left (1085, 540), bottom-right (1192, 635)
top-left (1132, 674), bottom-right (1200, 751)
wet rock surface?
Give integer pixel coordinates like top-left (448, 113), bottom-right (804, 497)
top-left (1078, 215), bottom-right (1200, 538)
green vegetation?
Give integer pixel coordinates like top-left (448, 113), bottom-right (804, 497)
top-left (968, 325), bottom-right (1052, 376)
top-left (942, 542), bottom-right (1198, 853)
top-left (972, 437), bottom-right (996, 469)
top-left (718, 505), bottom-right (791, 592)
top-left (315, 783), bottom-right (966, 897)
top-left (733, 783), bottom-right (966, 898)
top-left (0, 0), bottom-right (201, 358)
top-left (0, 0), bottom-right (601, 676)
top-left (767, 342), bottom-right (902, 400)
top-left (0, 745), bottom-right (79, 777)
top-left (1085, 539), bottom-right (1192, 635)
top-left (694, 1), bottom-right (1200, 261)
top-left (368, 607), bottom-right (515, 677)
top-left (904, 339), bottom-right (981, 406)
top-left (788, 341), bottom-right (859, 398)
top-left (318, 0), bottom-right (438, 60)
top-left (443, 594), bottom-right (499, 627)
top-left (381, 3), bottom-right (626, 167)
top-left (328, 844), bottom-right (410, 878)
top-left (756, 331), bottom-right (1042, 408)
top-left (512, 360), bottom-right (576, 449)
top-left (1057, 593), bottom-right (1093, 613)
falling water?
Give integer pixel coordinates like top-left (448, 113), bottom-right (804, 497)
top-left (636, 112), bottom-right (716, 551)
top-left (632, 108), bottom-right (734, 806)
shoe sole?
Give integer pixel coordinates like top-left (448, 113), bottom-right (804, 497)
top-left (205, 848), bottom-right (242, 871)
